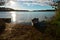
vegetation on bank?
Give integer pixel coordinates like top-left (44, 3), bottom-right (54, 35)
top-left (41, 1), bottom-right (60, 39)
top-left (49, 4), bottom-right (60, 39)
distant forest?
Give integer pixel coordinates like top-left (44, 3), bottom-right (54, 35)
top-left (0, 7), bottom-right (55, 12)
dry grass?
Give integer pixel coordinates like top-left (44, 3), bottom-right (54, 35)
top-left (0, 23), bottom-right (56, 40)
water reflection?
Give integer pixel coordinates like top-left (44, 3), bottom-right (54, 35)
top-left (10, 12), bottom-right (16, 23)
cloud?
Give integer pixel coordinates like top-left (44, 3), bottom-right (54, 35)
top-left (34, 0), bottom-right (54, 6)
top-left (4, 0), bottom-right (55, 10)
top-left (38, 0), bottom-right (53, 5)
top-left (5, 0), bottom-right (54, 6)
top-left (16, 0), bottom-right (54, 6)
top-left (5, 0), bottom-right (54, 7)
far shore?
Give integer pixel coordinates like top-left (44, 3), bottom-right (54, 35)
top-left (0, 7), bottom-right (55, 12)
top-left (0, 10), bottom-right (55, 12)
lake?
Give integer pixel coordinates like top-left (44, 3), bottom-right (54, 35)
top-left (0, 11), bottom-right (55, 23)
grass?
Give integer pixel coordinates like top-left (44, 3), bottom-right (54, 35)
top-left (0, 23), bottom-right (56, 40)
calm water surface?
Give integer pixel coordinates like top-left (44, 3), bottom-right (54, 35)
top-left (0, 11), bottom-right (55, 23)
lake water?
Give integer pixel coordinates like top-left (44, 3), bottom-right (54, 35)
top-left (0, 11), bottom-right (55, 23)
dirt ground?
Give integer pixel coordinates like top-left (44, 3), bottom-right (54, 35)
top-left (0, 23), bottom-right (56, 40)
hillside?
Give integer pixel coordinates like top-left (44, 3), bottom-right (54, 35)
top-left (0, 7), bottom-right (14, 11)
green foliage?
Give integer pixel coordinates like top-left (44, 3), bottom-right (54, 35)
top-left (51, 9), bottom-right (60, 37)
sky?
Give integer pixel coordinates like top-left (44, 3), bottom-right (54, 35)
top-left (0, 0), bottom-right (59, 10)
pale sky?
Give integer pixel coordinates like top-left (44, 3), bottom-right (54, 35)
top-left (0, 0), bottom-right (59, 10)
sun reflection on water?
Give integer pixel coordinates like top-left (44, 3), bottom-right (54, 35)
top-left (10, 12), bottom-right (16, 23)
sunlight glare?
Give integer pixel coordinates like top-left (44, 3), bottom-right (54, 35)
top-left (9, 1), bottom-right (15, 5)
top-left (10, 12), bottom-right (16, 23)
top-left (8, 0), bottom-right (16, 8)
